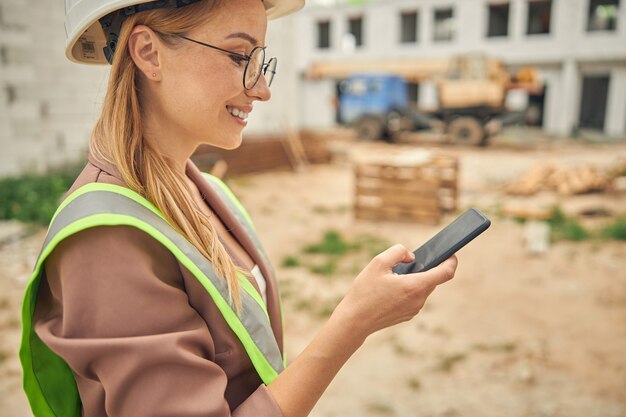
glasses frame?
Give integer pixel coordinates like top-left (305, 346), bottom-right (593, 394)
top-left (174, 34), bottom-right (277, 89)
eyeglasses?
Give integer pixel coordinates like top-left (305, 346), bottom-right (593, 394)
top-left (173, 34), bottom-right (277, 90)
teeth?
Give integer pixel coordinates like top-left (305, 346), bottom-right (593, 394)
top-left (227, 106), bottom-right (249, 120)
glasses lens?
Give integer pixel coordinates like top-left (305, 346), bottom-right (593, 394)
top-left (245, 47), bottom-right (265, 89)
top-left (264, 57), bottom-right (277, 87)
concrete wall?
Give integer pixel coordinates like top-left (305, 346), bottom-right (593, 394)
top-left (0, 1), bottom-right (298, 177)
top-left (0, 0), bottom-right (109, 177)
top-left (246, 13), bottom-right (301, 134)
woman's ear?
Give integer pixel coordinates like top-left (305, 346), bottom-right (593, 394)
top-left (128, 25), bottom-right (161, 81)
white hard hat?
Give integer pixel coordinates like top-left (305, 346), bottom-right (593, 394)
top-left (65, 0), bottom-right (305, 65)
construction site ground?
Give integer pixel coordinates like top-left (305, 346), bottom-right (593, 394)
top-left (1, 133), bottom-right (625, 417)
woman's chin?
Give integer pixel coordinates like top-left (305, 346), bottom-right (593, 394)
top-left (202, 134), bottom-right (243, 150)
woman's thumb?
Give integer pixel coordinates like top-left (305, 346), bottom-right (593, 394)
top-left (372, 244), bottom-right (414, 272)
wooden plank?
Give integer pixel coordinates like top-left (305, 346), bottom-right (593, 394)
top-left (355, 181), bottom-right (440, 195)
top-left (355, 195), bottom-right (440, 210)
top-left (355, 206), bottom-right (440, 224)
top-left (356, 165), bottom-right (440, 181)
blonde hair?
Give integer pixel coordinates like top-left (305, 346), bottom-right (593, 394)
top-left (90, 0), bottom-right (247, 311)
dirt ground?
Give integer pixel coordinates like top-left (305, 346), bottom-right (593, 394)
top-left (1, 135), bottom-right (625, 417)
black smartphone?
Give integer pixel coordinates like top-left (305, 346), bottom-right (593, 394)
top-left (392, 208), bottom-right (491, 275)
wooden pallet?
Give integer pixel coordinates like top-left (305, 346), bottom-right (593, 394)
top-left (354, 155), bottom-right (459, 224)
top-left (430, 155), bottom-right (459, 213)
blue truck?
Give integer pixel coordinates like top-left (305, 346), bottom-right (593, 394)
top-left (338, 74), bottom-right (434, 142)
top-left (337, 66), bottom-right (537, 146)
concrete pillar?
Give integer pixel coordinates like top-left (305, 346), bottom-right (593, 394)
top-left (457, 1), bottom-right (481, 47)
top-left (300, 78), bottom-right (336, 129)
top-left (511, 0), bottom-right (527, 40)
top-left (421, 3), bottom-right (432, 47)
top-left (559, 58), bottom-right (579, 135)
top-left (605, 67), bottom-right (626, 137)
top-left (247, 14), bottom-right (299, 135)
top-left (542, 69), bottom-right (561, 135)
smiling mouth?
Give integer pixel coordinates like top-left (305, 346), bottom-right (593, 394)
top-left (226, 106), bottom-right (249, 121)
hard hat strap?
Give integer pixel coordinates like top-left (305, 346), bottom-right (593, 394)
top-left (99, 0), bottom-right (202, 64)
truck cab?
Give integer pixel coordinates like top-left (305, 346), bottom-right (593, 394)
top-left (338, 74), bottom-right (415, 141)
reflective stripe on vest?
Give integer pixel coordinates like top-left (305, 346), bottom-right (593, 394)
top-left (20, 181), bottom-right (284, 417)
top-left (202, 174), bottom-right (287, 367)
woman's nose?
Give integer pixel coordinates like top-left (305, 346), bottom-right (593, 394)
top-left (247, 74), bottom-right (271, 102)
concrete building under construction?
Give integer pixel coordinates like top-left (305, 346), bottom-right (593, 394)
top-left (1, 0), bottom-right (624, 176)
top-left (294, 0), bottom-right (626, 138)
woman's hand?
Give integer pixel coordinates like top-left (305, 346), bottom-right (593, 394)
top-left (268, 244), bottom-right (458, 417)
top-left (333, 244), bottom-right (458, 341)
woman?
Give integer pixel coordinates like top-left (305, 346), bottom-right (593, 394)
top-left (20, 0), bottom-right (458, 416)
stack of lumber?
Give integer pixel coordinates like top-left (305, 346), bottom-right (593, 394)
top-left (354, 153), bottom-right (459, 224)
top-left (506, 163), bottom-right (611, 196)
top-left (193, 132), bottom-right (331, 175)
top-left (430, 155), bottom-right (459, 213)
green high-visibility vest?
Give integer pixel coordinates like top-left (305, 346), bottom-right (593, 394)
top-left (19, 174), bottom-right (285, 417)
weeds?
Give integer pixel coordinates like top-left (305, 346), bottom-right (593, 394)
top-left (473, 341), bottom-right (518, 353)
top-left (602, 218), bottom-right (626, 241)
top-left (310, 258), bottom-right (339, 276)
top-left (281, 230), bottom-right (391, 278)
top-left (544, 207), bottom-right (626, 242)
top-left (547, 207), bottom-right (589, 241)
top-left (388, 335), bottom-right (415, 357)
top-left (0, 163), bottom-right (83, 225)
top-left (435, 353), bottom-right (467, 372)
top-left (304, 231), bottom-right (356, 255)
top-left (294, 299), bottom-right (314, 312)
top-left (281, 256), bottom-right (301, 268)
top-left (407, 377), bottom-right (422, 391)
top-left (365, 401), bottom-right (395, 416)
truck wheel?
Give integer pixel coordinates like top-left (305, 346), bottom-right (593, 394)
top-left (355, 116), bottom-right (384, 141)
top-left (447, 117), bottom-right (485, 146)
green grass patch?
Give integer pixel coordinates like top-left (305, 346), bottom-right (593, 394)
top-left (602, 218), bottom-right (626, 241)
top-left (0, 163), bottom-right (82, 225)
top-left (407, 377), bottom-right (422, 391)
top-left (281, 256), bottom-right (301, 268)
top-left (547, 206), bottom-right (589, 241)
top-left (294, 299), bottom-right (314, 312)
top-left (435, 352), bottom-right (467, 372)
top-left (304, 230), bottom-right (357, 255)
top-left (309, 257), bottom-right (339, 276)
top-left (473, 341), bottom-right (518, 353)
top-left (281, 230), bottom-right (391, 278)
top-left (365, 402), bottom-right (395, 416)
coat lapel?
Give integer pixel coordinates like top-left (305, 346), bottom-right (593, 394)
top-left (185, 161), bottom-right (283, 351)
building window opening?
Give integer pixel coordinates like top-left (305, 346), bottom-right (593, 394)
top-left (526, 88), bottom-right (546, 127)
top-left (579, 75), bottom-right (610, 131)
top-left (527, 0), bottom-right (552, 35)
top-left (587, 0), bottom-right (619, 31)
top-left (487, 3), bottom-right (510, 37)
top-left (317, 20), bottom-right (331, 49)
top-left (433, 8), bottom-right (455, 41)
top-left (400, 11), bottom-right (418, 43)
top-left (348, 16), bottom-right (364, 47)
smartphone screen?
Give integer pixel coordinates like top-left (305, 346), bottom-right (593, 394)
top-left (392, 208), bottom-right (491, 275)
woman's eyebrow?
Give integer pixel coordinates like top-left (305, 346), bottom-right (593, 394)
top-left (224, 32), bottom-right (258, 46)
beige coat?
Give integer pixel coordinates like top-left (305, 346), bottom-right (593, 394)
top-left (33, 153), bottom-right (284, 417)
